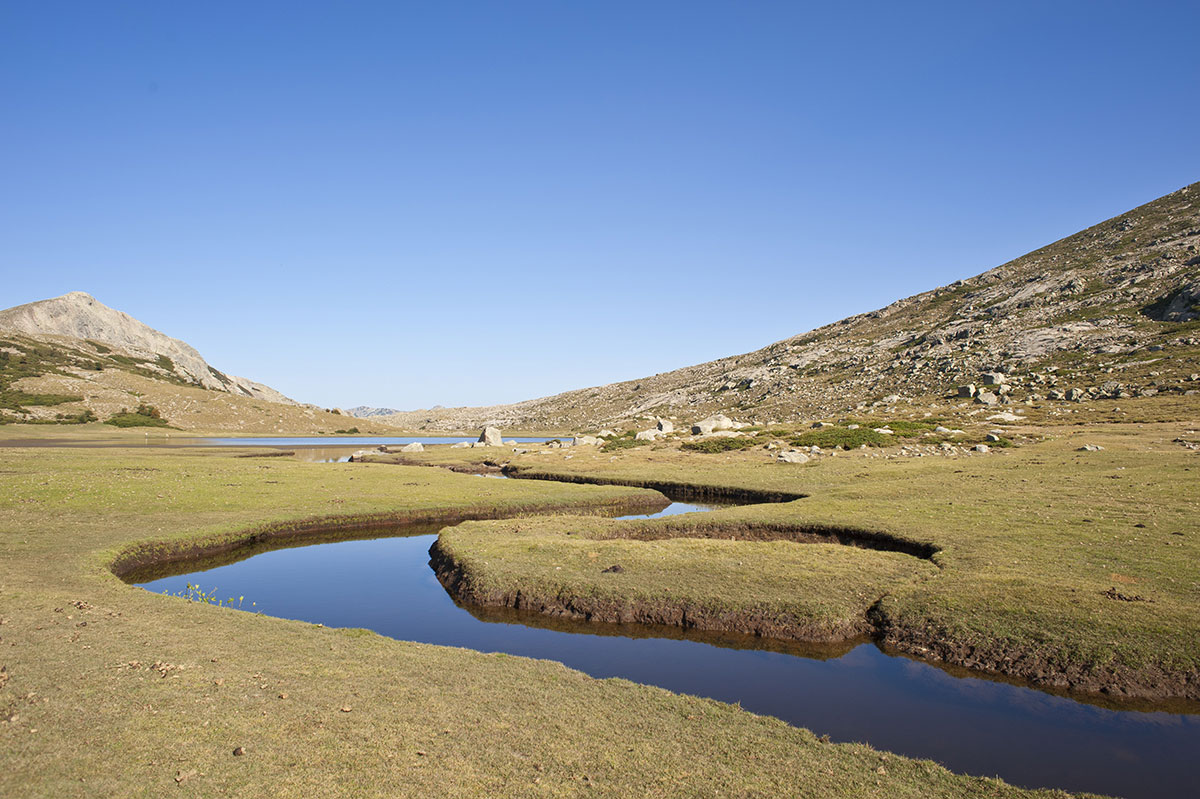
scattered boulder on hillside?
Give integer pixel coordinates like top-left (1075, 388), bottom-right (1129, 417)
top-left (973, 444), bottom-right (991, 453)
top-left (450, 441), bottom-right (471, 449)
top-left (400, 442), bottom-right (424, 453)
top-left (981, 372), bottom-right (1006, 386)
top-left (478, 426), bottom-right (503, 446)
top-left (574, 434), bottom-right (602, 446)
top-left (975, 392), bottom-right (1000, 406)
top-left (656, 419), bottom-right (674, 433)
top-left (777, 450), bottom-right (810, 464)
top-left (1077, 444), bottom-right (1106, 452)
top-left (635, 429), bottom-right (662, 441)
top-left (958, 385), bottom-right (977, 398)
top-left (598, 429), bottom-right (616, 438)
top-left (691, 414), bottom-right (735, 435)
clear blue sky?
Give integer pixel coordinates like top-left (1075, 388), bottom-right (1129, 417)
top-left (2, 2), bottom-right (1197, 409)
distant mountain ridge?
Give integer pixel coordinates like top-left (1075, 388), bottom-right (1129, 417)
top-left (362, 181), bottom-right (1200, 432)
top-left (345, 405), bottom-right (402, 418)
top-left (0, 291), bottom-right (294, 405)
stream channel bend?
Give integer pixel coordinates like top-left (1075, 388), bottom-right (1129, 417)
top-left (131, 463), bottom-right (1198, 799)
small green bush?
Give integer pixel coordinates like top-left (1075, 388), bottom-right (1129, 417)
top-left (602, 435), bottom-right (651, 450)
top-left (880, 419), bottom-right (937, 435)
top-left (106, 404), bottom-right (172, 428)
top-left (790, 427), bottom-right (890, 449)
top-left (0, 388), bottom-right (83, 412)
top-left (681, 437), bottom-right (761, 453)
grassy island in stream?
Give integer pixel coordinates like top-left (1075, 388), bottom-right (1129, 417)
top-left (387, 417), bottom-right (1200, 702)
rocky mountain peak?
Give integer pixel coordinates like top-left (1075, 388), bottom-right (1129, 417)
top-left (0, 291), bottom-right (294, 405)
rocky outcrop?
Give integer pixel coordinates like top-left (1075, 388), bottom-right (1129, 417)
top-left (0, 291), bottom-right (295, 404)
top-left (1143, 278), bottom-right (1200, 322)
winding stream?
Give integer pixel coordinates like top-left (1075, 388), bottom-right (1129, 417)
top-left (128, 470), bottom-right (1198, 799)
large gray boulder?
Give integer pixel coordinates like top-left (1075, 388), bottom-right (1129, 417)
top-left (777, 450), bottom-right (810, 464)
top-left (635, 429), bottom-right (661, 441)
top-left (478, 426), bottom-right (503, 446)
top-left (691, 414), bottom-right (734, 435)
top-left (656, 419), bottom-right (674, 433)
top-left (400, 442), bottom-right (424, 453)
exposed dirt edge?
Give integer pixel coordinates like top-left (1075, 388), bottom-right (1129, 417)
top-left (869, 608), bottom-right (1200, 702)
top-left (431, 517), bottom-right (1199, 701)
top-left (428, 540), bottom-right (872, 643)
top-left (610, 518), bottom-right (939, 561)
top-left (502, 466), bottom-right (809, 504)
top-left (110, 493), bottom-right (669, 583)
top-left (348, 454), bottom-right (503, 475)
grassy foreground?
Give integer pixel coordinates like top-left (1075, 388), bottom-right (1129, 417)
top-left (420, 420), bottom-right (1200, 702)
top-left (0, 445), bottom-right (1088, 798)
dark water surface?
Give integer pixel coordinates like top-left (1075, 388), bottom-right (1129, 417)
top-left (134, 503), bottom-right (1198, 798)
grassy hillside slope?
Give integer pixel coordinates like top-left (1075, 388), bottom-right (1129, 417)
top-left (0, 333), bottom-right (398, 434)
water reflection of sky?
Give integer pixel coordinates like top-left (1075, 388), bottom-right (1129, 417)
top-left (136, 521), bottom-right (1197, 799)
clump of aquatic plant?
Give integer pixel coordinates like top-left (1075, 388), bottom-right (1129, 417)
top-left (168, 583), bottom-right (254, 609)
